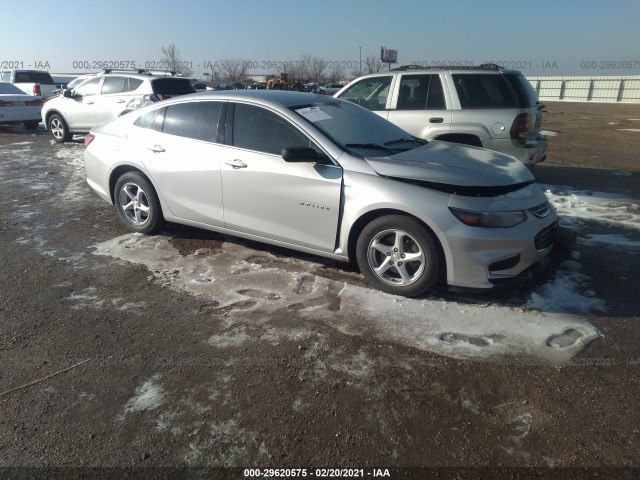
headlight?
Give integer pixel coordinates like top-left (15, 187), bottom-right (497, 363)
top-left (449, 207), bottom-right (526, 228)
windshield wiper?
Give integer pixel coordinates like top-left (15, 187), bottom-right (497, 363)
top-left (383, 137), bottom-right (427, 147)
top-left (345, 143), bottom-right (395, 153)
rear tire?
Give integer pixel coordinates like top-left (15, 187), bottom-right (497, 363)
top-left (113, 172), bottom-right (164, 234)
top-left (356, 215), bottom-right (442, 297)
top-left (48, 114), bottom-right (72, 143)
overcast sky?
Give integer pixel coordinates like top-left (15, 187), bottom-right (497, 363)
top-left (3, 0), bottom-right (639, 77)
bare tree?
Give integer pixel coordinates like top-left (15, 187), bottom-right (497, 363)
top-left (218, 58), bottom-right (250, 83)
top-left (307, 56), bottom-right (327, 83)
top-left (326, 66), bottom-right (344, 84)
top-left (364, 55), bottom-right (385, 74)
top-left (159, 44), bottom-right (193, 77)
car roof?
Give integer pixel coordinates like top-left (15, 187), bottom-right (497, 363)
top-left (188, 89), bottom-right (332, 108)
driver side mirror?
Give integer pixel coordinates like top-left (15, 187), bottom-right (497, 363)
top-left (63, 89), bottom-right (73, 98)
top-left (282, 146), bottom-right (331, 164)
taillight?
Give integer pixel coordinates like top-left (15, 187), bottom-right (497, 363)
top-left (25, 99), bottom-right (43, 106)
top-left (84, 134), bottom-right (95, 148)
top-left (0, 100), bottom-right (12, 107)
top-left (33, 84), bottom-right (42, 96)
top-left (510, 114), bottom-right (530, 140)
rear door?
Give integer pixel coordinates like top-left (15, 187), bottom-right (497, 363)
top-left (387, 73), bottom-right (451, 141)
top-left (93, 76), bottom-right (144, 125)
top-left (136, 101), bottom-right (226, 226)
top-left (220, 102), bottom-right (342, 252)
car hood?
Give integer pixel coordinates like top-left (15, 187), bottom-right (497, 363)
top-left (364, 140), bottom-right (534, 188)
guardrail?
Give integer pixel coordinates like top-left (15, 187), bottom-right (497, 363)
top-left (527, 76), bottom-right (640, 103)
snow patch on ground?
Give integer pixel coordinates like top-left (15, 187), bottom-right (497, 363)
top-left (116, 375), bottom-right (165, 421)
top-left (542, 184), bottom-right (640, 230)
top-left (617, 128), bottom-right (640, 132)
top-left (92, 233), bottom-right (601, 365)
top-left (540, 130), bottom-right (559, 136)
top-left (526, 259), bottom-right (606, 314)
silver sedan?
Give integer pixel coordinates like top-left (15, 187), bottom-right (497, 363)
top-left (83, 90), bottom-right (558, 297)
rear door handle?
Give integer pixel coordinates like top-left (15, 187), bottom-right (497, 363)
top-left (147, 144), bottom-right (165, 153)
top-left (225, 159), bottom-right (247, 169)
top-left (116, 99), bottom-right (125, 103)
top-left (429, 117), bottom-right (444, 123)
top-left (86, 100), bottom-right (94, 105)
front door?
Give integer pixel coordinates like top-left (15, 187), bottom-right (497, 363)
top-left (221, 103), bottom-right (342, 252)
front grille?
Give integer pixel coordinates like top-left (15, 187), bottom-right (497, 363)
top-left (534, 221), bottom-right (559, 251)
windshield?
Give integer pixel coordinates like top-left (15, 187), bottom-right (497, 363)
top-left (291, 100), bottom-right (422, 157)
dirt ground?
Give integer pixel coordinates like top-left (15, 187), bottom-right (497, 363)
top-left (0, 102), bottom-right (639, 480)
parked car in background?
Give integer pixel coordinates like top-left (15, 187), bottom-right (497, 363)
top-left (304, 83), bottom-right (321, 93)
top-left (0, 82), bottom-right (43, 130)
top-left (42, 69), bottom-right (196, 143)
top-left (319, 83), bottom-right (343, 95)
top-left (1, 69), bottom-right (58, 99)
top-left (83, 90), bottom-right (557, 298)
top-left (334, 64), bottom-right (547, 165)
top-left (52, 75), bottom-right (80, 90)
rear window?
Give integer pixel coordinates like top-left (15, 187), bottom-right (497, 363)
top-left (453, 74), bottom-right (518, 108)
top-left (151, 78), bottom-right (196, 95)
top-left (14, 71), bottom-right (55, 85)
top-left (504, 73), bottom-right (539, 107)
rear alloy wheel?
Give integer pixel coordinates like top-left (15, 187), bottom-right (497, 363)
top-left (48, 114), bottom-right (71, 143)
top-left (356, 215), bottom-right (442, 297)
top-left (114, 172), bottom-right (163, 234)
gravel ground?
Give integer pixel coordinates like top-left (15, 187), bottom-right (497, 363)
top-left (0, 102), bottom-right (639, 479)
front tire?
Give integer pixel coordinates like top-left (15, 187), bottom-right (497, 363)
top-left (356, 215), bottom-right (442, 297)
top-left (113, 172), bottom-right (163, 234)
top-left (48, 114), bottom-right (71, 143)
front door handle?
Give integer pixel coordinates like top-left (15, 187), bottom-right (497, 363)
top-left (116, 99), bottom-right (125, 103)
top-left (225, 159), bottom-right (247, 169)
top-left (147, 144), bottom-right (165, 153)
top-left (429, 117), bottom-right (444, 123)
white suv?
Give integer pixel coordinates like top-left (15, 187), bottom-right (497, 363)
top-left (335, 64), bottom-right (547, 165)
top-left (42, 69), bottom-right (196, 143)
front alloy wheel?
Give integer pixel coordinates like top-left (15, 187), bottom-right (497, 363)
top-left (114, 172), bottom-right (163, 234)
top-left (356, 216), bottom-right (442, 297)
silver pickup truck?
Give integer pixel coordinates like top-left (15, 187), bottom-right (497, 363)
top-left (1, 69), bottom-right (58, 98)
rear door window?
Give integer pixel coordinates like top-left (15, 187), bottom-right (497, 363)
top-left (396, 74), bottom-right (446, 110)
top-left (134, 107), bottom-right (165, 132)
top-left (162, 102), bottom-right (222, 142)
top-left (101, 77), bottom-right (126, 94)
top-left (453, 74), bottom-right (518, 108)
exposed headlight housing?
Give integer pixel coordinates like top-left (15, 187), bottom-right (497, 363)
top-left (449, 207), bottom-right (527, 228)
